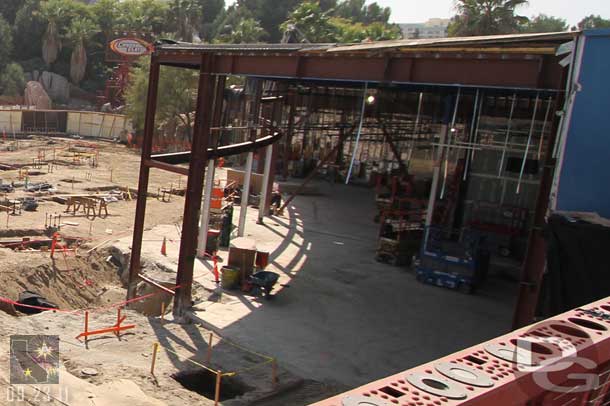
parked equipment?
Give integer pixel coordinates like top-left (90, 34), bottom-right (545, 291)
top-left (414, 227), bottom-right (489, 294)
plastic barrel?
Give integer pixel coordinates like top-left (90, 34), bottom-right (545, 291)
top-left (221, 266), bottom-right (240, 289)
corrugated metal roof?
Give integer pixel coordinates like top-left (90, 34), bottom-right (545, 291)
top-left (154, 42), bottom-right (333, 53)
top-left (326, 31), bottom-right (578, 53)
top-left (155, 32), bottom-right (577, 56)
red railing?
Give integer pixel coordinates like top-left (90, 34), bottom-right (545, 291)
top-left (311, 296), bottom-right (610, 406)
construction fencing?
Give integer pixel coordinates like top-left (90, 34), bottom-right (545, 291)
top-left (0, 109), bottom-right (131, 140)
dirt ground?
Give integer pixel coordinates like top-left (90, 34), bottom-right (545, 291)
top-left (0, 136), bottom-right (299, 405)
top-left (0, 135), bottom-right (519, 406)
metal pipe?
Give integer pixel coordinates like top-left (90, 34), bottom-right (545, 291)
top-left (257, 144), bottom-right (274, 223)
top-left (238, 151), bottom-right (254, 237)
top-left (537, 96), bottom-right (553, 160)
top-left (440, 88), bottom-right (461, 199)
top-left (498, 94), bottom-right (517, 177)
top-left (407, 92), bottom-right (424, 164)
top-left (345, 82), bottom-right (368, 185)
top-left (463, 90), bottom-right (481, 181)
top-left (197, 159), bottom-right (215, 257)
top-left (516, 93), bottom-right (540, 194)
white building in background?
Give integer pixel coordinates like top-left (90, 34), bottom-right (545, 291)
top-left (399, 18), bottom-right (450, 39)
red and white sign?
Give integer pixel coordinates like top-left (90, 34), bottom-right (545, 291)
top-left (109, 38), bottom-right (152, 57)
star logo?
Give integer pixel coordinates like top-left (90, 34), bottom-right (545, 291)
top-left (36, 342), bottom-right (53, 360)
top-left (23, 368), bottom-right (32, 378)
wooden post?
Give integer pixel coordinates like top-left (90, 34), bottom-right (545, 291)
top-left (160, 302), bottom-right (165, 321)
top-left (84, 311), bottom-right (89, 345)
top-left (206, 333), bottom-right (213, 363)
top-left (272, 359), bottom-right (278, 387)
top-left (150, 342), bottom-right (159, 375)
top-left (214, 370), bottom-right (222, 406)
top-left (115, 307), bottom-right (121, 337)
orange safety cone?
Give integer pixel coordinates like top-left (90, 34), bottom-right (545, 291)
top-left (161, 237), bottom-right (167, 256)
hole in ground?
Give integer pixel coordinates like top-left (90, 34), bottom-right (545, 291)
top-left (172, 369), bottom-right (252, 401)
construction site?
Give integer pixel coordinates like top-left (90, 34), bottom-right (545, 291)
top-left (1, 28), bottom-right (610, 406)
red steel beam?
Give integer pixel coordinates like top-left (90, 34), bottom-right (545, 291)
top-left (155, 51), bottom-right (565, 91)
top-left (173, 55), bottom-right (219, 320)
top-left (127, 57), bottom-right (161, 300)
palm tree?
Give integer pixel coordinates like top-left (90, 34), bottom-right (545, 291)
top-left (230, 18), bottom-right (266, 43)
top-left (67, 17), bottom-right (98, 84)
top-left (40, 0), bottom-right (67, 66)
top-left (448, 0), bottom-right (529, 37)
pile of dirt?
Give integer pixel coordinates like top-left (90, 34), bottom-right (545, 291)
top-left (0, 248), bottom-right (123, 315)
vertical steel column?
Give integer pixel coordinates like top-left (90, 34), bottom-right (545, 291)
top-left (197, 159), bottom-right (215, 257)
top-left (196, 75), bottom-right (225, 258)
top-left (283, 92), bottom-right (296, 180)
top-left (173, 55), bottom-right (218, 320)
top-left (127, 57), bottom-right (161, 300)
top-left (238, 152), bottom-right (254, 236)
top-left (257, 144), bottom-right (274, 223)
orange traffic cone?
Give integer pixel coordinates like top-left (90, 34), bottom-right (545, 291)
top-left (161, 237), bottom-right (167, 256)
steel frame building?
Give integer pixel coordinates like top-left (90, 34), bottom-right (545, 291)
top-left (127, 32), bottom-right (574, 326)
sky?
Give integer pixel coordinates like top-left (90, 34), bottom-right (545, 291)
top-left (226, 1), bottom-right (610, 26)
top-left (375, 0), bottom-right (610, 26)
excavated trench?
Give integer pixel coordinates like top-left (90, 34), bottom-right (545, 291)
top-left (0, 247), bottom-right (125, 316)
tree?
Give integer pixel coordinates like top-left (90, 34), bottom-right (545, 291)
top-left (125, 59), bottom-right (199, 134)
top-left (578, 15), bottom-right (610, 30)
top-left (238, 0), bottom-right (301, 42)
top-left (0, 0), bottom-right (23, 25)
top-left (0, 63), bottom-right (26, 96)
top-left (197, 0), bottom-right (225, 42)
top-left (169, 0), bottom-right (202, 42)
top-left (522, 14), bottom-right (568, 33)
top-left (448, 0), bottom-right (529, 37)
top-left (281, 1), bottom-right (336, 43)
top-left (41, 0), bottom-right (66, 66)
top-left (333, 0), bottom-right (391, 24)
top-left (219, 18), bottom-right (266, 43)
top-left (116, 0), bottom-right (169, 35)
top-left (14, 0), bottom-right (46, 61)
top-left (67, 17), bottom-right (98, 84)
top-left (91, 0), bottom-right (120, 39)
top-left (0, 16), bottom-right (13, 70)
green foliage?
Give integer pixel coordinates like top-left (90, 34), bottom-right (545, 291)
top-left (91, 0), bottom-right (120, 38)
top-left (67, 17), bottom-right (98, 84)
top-left (332, 0), bottom-right (391, 24)
top-left (521, 14), bottom-right (568, 33)
top-left (281, 1), bottom-right (336, 43)
top-left (448, 0), bottom-right (529, 37)
top-left (0, 15), bottom-right (14, 70)
top-left (0, 62), bottom-right (26, 96)
top-left (14, 0), bottom-right (45, 61)
top-left (125, 59), bottom-right (199, 133)
top-left (168, 0), bottom-right (202, 42)
top-left (280, 1), bottom-right (401, 43)
top-left (0, 1), bottom-right (23, 25)
top-left (115, 0), bottom-right (169, 34)
top-left (578, 15), bottom-right (610, 30)
top-left (198, 0), bottom-right (225, 41)
top-left (218, 18), bottom-right (266, 43)
top-left (238, 0), bottom-right (302, 42)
